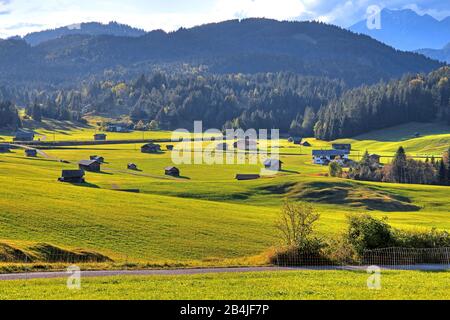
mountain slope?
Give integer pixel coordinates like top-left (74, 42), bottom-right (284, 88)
top-left (22, 21), bottom-right (146, 46)
top-left (349, 9), bottom-right (450, 51)
top-left (0, 18), bottom-right (443, 86)
top-left (417, 43), bottom-right (450, 63)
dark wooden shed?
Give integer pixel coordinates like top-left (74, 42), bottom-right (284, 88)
top-left (14, 130), bottom-right (35, 142)
top-left (0, 144), bottom-right (10, 153)
top-left (235, 174), bottom-right (261, 181)
top-left (264, 159), bottom-right (283, 171)
top-left (94, 133), bottom-right (107, 141)
top-left (90, 155), bottom-right (105, 163)
top-left (165, 166), bottom-right (180, 177)
top-left (128, 163), bottom-right (138, 170)
top-left (58, 170), bottom-right (85, 183)
top-left (25, 149), bottom-right (37, 157)
top-left (141, 143), bottom-right (161, 153)
top-left (79, 160), bottom-right (101, 172)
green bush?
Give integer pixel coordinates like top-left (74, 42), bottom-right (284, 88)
top-left (329, 162), bottom-right (343, 177)
top-left (345, 214), bottom-right (396, 256)
top-left (395, 228), bottom-right (450, 248)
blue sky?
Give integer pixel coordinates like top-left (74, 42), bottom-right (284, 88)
top-left (1, 0), bottom-right (449, 38)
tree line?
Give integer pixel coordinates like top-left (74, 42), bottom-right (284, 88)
top-left (347, 146), bottom-right (450, 186)
top-left (0, 67), bottom-right (448, 142)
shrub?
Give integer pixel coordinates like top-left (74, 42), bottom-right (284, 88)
top-left (329, 162), bottom-right (343, 177)
top-left (275, 201), bottom-right (320, 248)
top-left (345, 214), bottom-right (396, 256)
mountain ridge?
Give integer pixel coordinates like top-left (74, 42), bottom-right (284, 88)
top-left (0, 18), bottom-right (443, 86)
top-left (19, 21), bottom-right (146, 46)
top-left (349, 8), bottom-right (450, 51)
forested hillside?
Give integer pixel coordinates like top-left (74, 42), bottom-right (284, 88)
top-left (0, 18), bottom-right (442, 87)
top-left (1, 67), bottom-right (449, 140)
top-left (315, 67), bottom-right (450, 140)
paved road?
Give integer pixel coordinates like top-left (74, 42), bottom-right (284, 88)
top-left (0, 265), bottom-right (448, 281)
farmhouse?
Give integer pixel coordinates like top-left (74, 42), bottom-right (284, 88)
top-left (0, 144), bottom-right (10, 153)
top-left (312, 150), bottom-right (348, 165)
top-left (90, 155), bottom-right (105, 163)
top-left (14, 130), bottom-right (35, 142)
top-left (141, 143), bottom-right (161, 153)
top-left (25, 149), bottom-right (37, 157)
top-left (235, 174), bottom-right (261, 181)
top-left (332, 143), bottom-right (352, 153)
top-left (128, 163), bottom-right (138, 170)
top-left (58, 170), bottom-right (85, 183)
top-left (94, 133), bottom-right (107, 141)
top-left (263, 159), bottom-right (283, 171)
top-left (79, 160), bottom-right (101, 172)
top-left (165, 166), bottom-right (180, 177)
top-left (106, 124), bottom-right (129, 133)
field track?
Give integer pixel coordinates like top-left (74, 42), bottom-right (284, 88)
top-left (0, 265), bottom-right (448, 281)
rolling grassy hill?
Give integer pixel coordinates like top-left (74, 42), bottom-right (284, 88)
top-left (334, 122), bottom-right (450, 157)
top-left (0, 121), bottom-right (449, 268)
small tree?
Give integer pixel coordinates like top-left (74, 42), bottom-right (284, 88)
top-left (329, 161), bottom-right (343, 178)
top-left (276, 201), bottom-right (320, 249)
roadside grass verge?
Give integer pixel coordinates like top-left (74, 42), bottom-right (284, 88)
top-left (0, 270), bottom-right (448, 300)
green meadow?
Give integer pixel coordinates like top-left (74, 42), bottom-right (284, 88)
top-left (1, 121), bottom-right (449, 269)
top-left (0, 270), bottom-right (448, 300)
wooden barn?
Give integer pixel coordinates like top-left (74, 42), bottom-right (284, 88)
top-left (79, 160), bottom-right (101, 172)
top-left (0, 144), bottom-right (10, 153)
top-left (90, 155), bottom-right (105, 163)
top-left (141, 143), bottom-right (161, 153)
top-left (165, 166), bottom-right (180, 177)
top-left (235, 174), bottom-right (261, 181)
top-left (263, 159), bottom-right (283, 171)
top-left (94, 133), bottom-right (107, 141)
top-left (58, 170), bottom-right (85, 183)
top-left (14, 130), bottom-right (35, 142)
top-left (128, 163), bottom-right (138, 170)
top-left (25, 149), bottom-right (37, 157)
top-left (292, 137), bottom-right (302, 145)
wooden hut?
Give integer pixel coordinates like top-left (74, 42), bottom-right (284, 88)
top-left (127, 163), bottom-right (138, 170)
top-left (79, 160), bottom-right (101, 172)
top-left (94, 133), bottom-right (107, 141)
top-left (235, 174), bottom-right (261, 181)
top-left (141, 143), bottom-right (161, 153)
top-left (58, 170), bottom-right (85, 183)
top-left (263, 159), bottom-right (283, 171)
top-left (25, 149), bottom-right (37, 157)
top-left (165, 166), bottom-right (180, 177)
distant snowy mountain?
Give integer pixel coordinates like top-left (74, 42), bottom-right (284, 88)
top-left (21, 21), bottom-right (146, 46)
top-left (349, 8), bottom-right (450, 51)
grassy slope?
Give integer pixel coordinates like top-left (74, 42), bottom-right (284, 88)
top-left (0, 120), bottom-right (449, 263)
top-left (0, 270), bottom-right (448, 300)
top-left (334, 122), bottom-right (450, 156)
